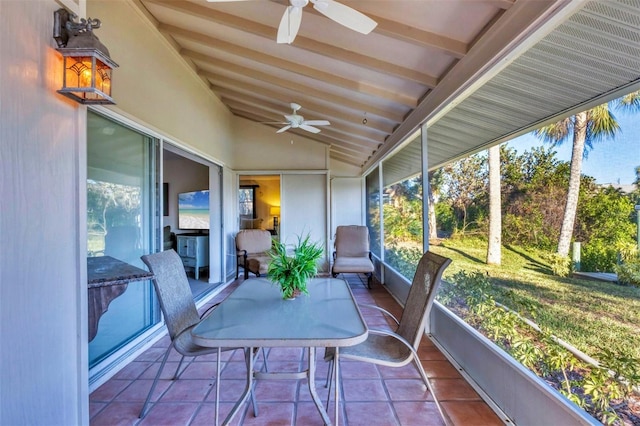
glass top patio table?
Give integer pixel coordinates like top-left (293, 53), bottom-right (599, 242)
top-left (191, 277), bottom-right (368, 425)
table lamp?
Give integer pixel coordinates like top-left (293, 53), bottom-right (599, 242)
top-left (270, 206), bottom-right (280, 227)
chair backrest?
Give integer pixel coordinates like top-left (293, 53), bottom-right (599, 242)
top-left (236, 229), bottom-right (272, 254)
top-left (141, 250), bottom-right (200, 341)
top-left (396, 251), bottom-right (452, 349)
top-left (334, 225), bottom-right (370, 258)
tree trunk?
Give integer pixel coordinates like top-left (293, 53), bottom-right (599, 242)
top-left (486, 145), bottom-right (501, 265)
top-left (557, 111), bottom-right (587, 257)
top-left (428, 172), bottom-right (438, 241)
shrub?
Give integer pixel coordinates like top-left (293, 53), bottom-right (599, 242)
top-left (615, 258), bottom-right (640, 286)
top-left (581, 239), bottom-right (619, 272)
top-left (545, 253), bottom-right (572, 277)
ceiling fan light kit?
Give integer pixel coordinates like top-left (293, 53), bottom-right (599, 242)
top-left (271, 103), bottom-right (330, 134)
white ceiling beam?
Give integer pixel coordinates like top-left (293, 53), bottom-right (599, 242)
top-left (200, 70), bottom-right (406, 123)
top-left (161, 26), bottom-right (418, 107)
top-left (148, 0), bottom-right (438, 86)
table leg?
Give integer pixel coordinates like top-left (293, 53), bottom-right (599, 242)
top-left (334, 347), bottom-right (340, 426)
top-left (215, 347), bottom-right (221, 426)
top-left (222, 347), bottom-right (254, 425)
top-left (307, 347), bottom-right (331, 425)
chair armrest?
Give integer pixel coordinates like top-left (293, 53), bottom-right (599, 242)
top-left (358, 303), bottom-right (400, 325)
top-left (199, 302), bottom-right (221, 319)
top-left (333, 251), bottom-right (337, 261)
top-left (236, 249), bottom-right (248, 259)
top-left (368, 328), bottom-right (412, 348)
top-left (324, 329), bottom-right (413, 362)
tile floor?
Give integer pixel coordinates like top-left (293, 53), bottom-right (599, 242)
top-left (90, 274), bottom-right (503, 425)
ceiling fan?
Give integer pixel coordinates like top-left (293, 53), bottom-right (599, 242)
top-left (206, 0), bottom-right (377, 44)
top-left (267, 103), bottom-right (330, 134)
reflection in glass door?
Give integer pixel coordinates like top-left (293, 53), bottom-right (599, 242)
top-left (87, 111), bottom-right (160, 368)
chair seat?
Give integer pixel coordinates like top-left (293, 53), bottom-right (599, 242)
top-left (244, 256), bottom-right (270, 274)
top-left (332, 256), bottom-right (374, 274)
top-left (326, 333), bottom-right (412, 366)
top-left (173, 325), bottom-right (226, 357)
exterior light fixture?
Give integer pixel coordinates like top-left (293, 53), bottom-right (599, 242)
top-left (53, 8), bottom-right (118, 104)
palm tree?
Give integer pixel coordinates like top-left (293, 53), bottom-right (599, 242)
top-left (486, 145), bottom-right (501, 265)
top-left (534, 90), bottom-right (640, 257)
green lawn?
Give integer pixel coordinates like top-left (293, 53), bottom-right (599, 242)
top-left (429, 237), bottom-right (640, 360)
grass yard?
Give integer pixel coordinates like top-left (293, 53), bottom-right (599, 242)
top-left (430, 236), bottom-right (640, 361)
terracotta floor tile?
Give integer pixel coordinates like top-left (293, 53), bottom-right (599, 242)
top-left (134, 346), bottom-right (165, 362)
top-left (112, 360), bottom-right (154, 380)
top-left (254, 379), bottom-right (298, 402)
top-left (394, 401), bottom-right (446, 426)
top-left (377, 363), bottom-right (422, 380)
top-left (295, 401), bottom-right (335, 426)
top-left (430, 378), bottom-right (481, 401)
top-left (90, 379), bottom-right (131, 402)
top-left (159, 379), bottom-right (212, 402)
top-left (421, 360), bottom-right (463, 379)
top-left (89, 401), bottom-right (142, 426)
top-left (89, 401), bottom-right (107, 419)
top-left (418, 344), bottom-right (449, 361)
top-left (242, 401), bottom-right (295, 425)
top-left (190, 402), bottom-right (243, 426)
top-left (339, 359), bottom-right (381, 379)
top-left (137, 402), bottom-right (200, 425)
top-left (113, 378), bottom-right (171, 402)
top-left (384, 378), bottom-right (431, 401)
top-left (441, 400), bottom-right (504, 425)
top-left (344, 401), bottom-right (398, 426)
top-left (220, 361), bottom-right (251, 379)
top-left (205, 378), bottom-right (248, 402)
top-left (342, 379), bottom-right (388, 402)
top-left (139, 361), bottom-right (181, 380)
top-left (178, 359), bottom-right (220, 380)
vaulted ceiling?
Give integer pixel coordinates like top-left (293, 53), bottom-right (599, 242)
top-left (135, 0), bottom-right (640, 172)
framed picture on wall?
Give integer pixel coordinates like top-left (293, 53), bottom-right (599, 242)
top-left (163, 183), bottom-right (169, 216)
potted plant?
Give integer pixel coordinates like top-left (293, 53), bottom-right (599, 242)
top-left (267, 233), bottom-right (324, 299)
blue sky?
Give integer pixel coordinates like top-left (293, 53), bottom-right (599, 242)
top-left (178, 190), bottom-right (209, 209)
top-left (506, 110), bottom-right (639, 185)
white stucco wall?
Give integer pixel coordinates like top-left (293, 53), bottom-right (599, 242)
top-left (231, 116), bottom-right (329, 170)
top-left (88, 0), bottom-right (235, 165)
top-left (1, 1), bottom-right (88, 424)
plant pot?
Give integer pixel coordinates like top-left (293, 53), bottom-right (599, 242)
top-left (285, 289), bottom-right (302, 300)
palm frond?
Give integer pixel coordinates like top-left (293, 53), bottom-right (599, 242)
top-left (534, 117), bottom-right (572, 146)
top-left (616, 90), bottom-right (640, 112)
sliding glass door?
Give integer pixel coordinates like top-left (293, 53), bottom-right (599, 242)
top-left (87, 111), bottom-right (160, 368)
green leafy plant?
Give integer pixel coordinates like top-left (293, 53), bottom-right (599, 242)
top-left (544, 252), bottom-right (572, 277)
top-left (614, 257), bottom-right (640, 286)
top-left (267, 234), bottom-right (324, 299)
top-left (438, 268), bottom-right (640, 424)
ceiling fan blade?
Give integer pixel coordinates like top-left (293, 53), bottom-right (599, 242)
top-left (276, 125), bottom-right (292, 133)
top-left (300, 124), bottom-right (322, 133)
top-left (206, 0), bottom-right (256, 2)
top-left (277, 6), bottom-right (303, 44)
top-left (311, 0), bottom-right (377, 34)
top-left (303, 120), bottom-right (330, 126)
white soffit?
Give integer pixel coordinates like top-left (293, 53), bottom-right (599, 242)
top-left (426, 0), bottom-right (640, 169)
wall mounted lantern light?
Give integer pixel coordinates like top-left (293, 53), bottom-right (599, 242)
top-left (53, 8), bottom-right (119, 104)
